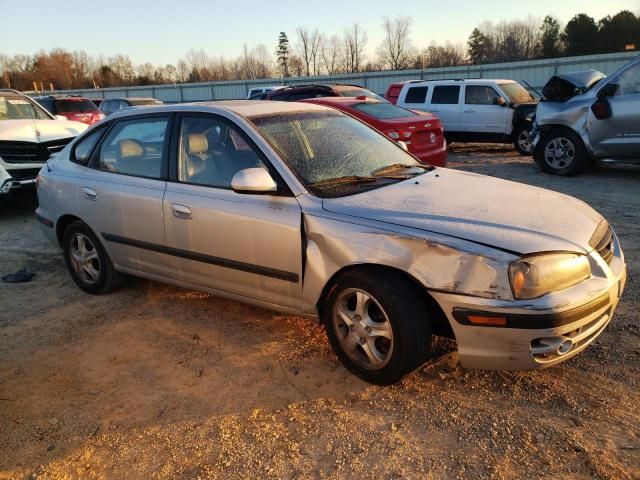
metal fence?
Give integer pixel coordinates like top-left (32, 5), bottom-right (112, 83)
top-left (51, 51), bottom-right (639, 102)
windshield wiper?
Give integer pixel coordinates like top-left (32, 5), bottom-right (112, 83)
top-left (372, 163), bottom-right (433, 176)
top-left (308, 175), bottom-right (378, 188)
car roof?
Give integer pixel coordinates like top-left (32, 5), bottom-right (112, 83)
top-left (303, 97), bottom-right (371, 106)
top-left (107, 100), bottom-right (330, 120)
top-left (105, 97), bottom-right (158, 101)
top-left (402, 78), bottom-right (516, 86)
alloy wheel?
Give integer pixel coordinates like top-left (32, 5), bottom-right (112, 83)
top-left (543, 137), bottom-right (576, 169)
top-left (69, 233), bottom-right (101, 284)
top-left (517, 129), bottom-right (532, 153)
top-left (332, 288), bottom-right (394, 370)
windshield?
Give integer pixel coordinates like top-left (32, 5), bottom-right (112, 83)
top-left (250, 110), bottom-right (425, 197)
top-left (129, 99), bottom-right (163, 106)
top-left (352, 102), bottom-right (417, 119)
top-left (0, 95), bottom-right (52, 120)
top-left (56, 98), bottom-right (98, 113)
top-left (337, 88), bottom-right (386, 102)
top-left (498, 82), bottom-right (535, 104)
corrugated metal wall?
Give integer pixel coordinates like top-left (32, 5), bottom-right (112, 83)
top-left (51, 52), bottom-right (638, 102)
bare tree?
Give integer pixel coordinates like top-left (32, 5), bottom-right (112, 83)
top-left (343, 23), bottom-right (368, 73)
top-left (320, 34), bottom-right (342, 74)
top-left (378, 16), bottom-right (414, 70)
top-left (296, 27), bottom-right (321, 76)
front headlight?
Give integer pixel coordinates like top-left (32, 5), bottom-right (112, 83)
top-left (509, 253), bottom-right (591, 299)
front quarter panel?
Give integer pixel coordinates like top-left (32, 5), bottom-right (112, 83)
top-left (301, 212), bottom-right (515, 313)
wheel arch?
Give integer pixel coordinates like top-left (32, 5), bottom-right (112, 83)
top-left (316, 263), bottom-right (454, 339)
top-left (55, 214), bottom-right (84, 246)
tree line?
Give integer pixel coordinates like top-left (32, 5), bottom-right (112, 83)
top-left (1, 10), bottom-right (638, 92)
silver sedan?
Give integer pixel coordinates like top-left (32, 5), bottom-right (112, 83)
top-left (35, 101), bottom-right (627, 385)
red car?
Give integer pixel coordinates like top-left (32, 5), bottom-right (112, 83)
top-left (34, 95), bottom-right (104, 125)
top-left (302, 97), bottom-right (447, 167)
top-left (384, 80), bottom-right (422, 104)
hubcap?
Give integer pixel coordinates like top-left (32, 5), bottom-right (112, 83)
top-left (332, 288), bottom-right (393, 370)
top-left (69, 233), bottom-right (100, 284)
top-left (543, 137), bottom-right (575, 169)
top-left (517, 129), bottom-right (532, 153)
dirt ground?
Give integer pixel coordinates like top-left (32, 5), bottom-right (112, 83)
top-left (1, 146), bottom-right (639, 480)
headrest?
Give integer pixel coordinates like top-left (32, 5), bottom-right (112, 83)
top-left (187, 134), bottom-right (208, 154)
top-left (119, 139), bottom-right (144, 158)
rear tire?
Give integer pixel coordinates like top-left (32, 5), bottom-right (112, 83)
top-left (62, 221), bottom-right (123, 294)
top-left (321, 269), bottom-right (431, 385)
top-left (512, 124), bottom-right (532, 155)
top-left (534, 128), bottom-right (589, 176)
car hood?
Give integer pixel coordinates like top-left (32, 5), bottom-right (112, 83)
top-left (322, 168), bottom-right (602, 255)
top-left (0, 119), bottom-right (87, 142)
top-left (541, 70), bottom-right (606, 102)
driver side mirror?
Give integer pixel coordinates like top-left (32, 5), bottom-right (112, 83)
top-left (231, 168), bottom-right (278, 194)
top-left (495, 96), bottom-right (507, 107)
top-left (55, 115), bottom-right (67, 121)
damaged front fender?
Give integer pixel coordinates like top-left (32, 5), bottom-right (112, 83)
top-left (301, 213), bottom-right (516, 314)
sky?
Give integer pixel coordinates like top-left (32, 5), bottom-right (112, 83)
top-left (1, 0), bottom-right (638, 65)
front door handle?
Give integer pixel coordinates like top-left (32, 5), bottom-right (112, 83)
top-left (172, 204), bottom-right (192, 220)
top-left (82, 187), bottom-right (97, 201)
top-left (464, 109), bottom-right (475, 113)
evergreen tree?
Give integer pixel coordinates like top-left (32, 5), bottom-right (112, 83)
top-left (539, 16), bottom-right (561, 58)
top-left (277, 32), bottom-right (290, 77)
top-left (562, 14), bottom-right (598, 56)
top-left (598, 11), bottom-right (640, 53)
top-left (467, 28), bottom-right (491, 64)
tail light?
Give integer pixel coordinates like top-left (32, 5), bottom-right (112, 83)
top-left (386, 130), bottom-right (412, 140)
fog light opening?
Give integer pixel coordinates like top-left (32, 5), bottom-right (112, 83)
top-left (557, 338), bottom-right (573, 356)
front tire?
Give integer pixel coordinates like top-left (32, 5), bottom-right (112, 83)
top-left (62, 221), bottom-right (123, 294)
top-left (512, 124), bottom-right (533, 155)
top-left (321, 270), bottom-right (431, 385)
top-left (534, 128), bottom-right (589, 176)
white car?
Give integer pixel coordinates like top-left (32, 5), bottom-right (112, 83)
top-left (0, 89), bottom-right (87, 197)
top-left (395, 79), bottom-right (538, 154)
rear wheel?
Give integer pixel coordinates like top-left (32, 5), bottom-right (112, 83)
top-left (322, 269), bottom-right (431, 385)
top-left (535, 128), bottom-right (589, 176)
top-left (62, 221), bottom-right (123, 294)
top-left (512, 124), bottom-right (532, 155)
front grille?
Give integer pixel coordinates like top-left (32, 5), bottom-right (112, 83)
top-left (7, 168), bottom-right (40, 181)
top-left (0, 137), bottom-right (74, 164)
top-left (589, 221), bottom-right (614, 265)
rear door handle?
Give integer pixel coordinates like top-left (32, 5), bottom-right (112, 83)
top-left (82, 187), bottom-right (97, 201)
top-left (172, 204), bottom-right (192, 220)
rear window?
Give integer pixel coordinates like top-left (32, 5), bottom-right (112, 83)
top-left (352, 102), bottom-right (416, 119)
top-left (431, 86), bottom-right (460, 104)
top-left (129, 99), bottom-right (163, 106)
top-left (55, 99), bottom-right (98, 113)
top-left (404, 86), bottom-right (428, 103)
top-left (337, 88), bottom-right (386, 102)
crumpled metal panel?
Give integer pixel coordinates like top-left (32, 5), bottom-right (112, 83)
top-left (301, 214), bottom-right (514, 313)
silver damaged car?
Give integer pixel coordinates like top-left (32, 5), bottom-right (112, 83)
top-left (532, 56), bottom-right (640, 175)
top-left (36, 101), bottom-right (627, 384)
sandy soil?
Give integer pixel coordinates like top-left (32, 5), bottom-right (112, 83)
top-left (1, 147), bottom-right (639, 479)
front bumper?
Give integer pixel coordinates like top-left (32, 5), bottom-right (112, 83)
top-left (0, 163), bottom-right (41, 196)
top-left (431, 236), bottom-right (626, 370)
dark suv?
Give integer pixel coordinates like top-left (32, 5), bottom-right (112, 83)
top-left (99, 97), bottom-right (163, 116)
top-left (266, 84), bottom-right (386, 102)
top-left (34, 95), bottom-right (103, 125)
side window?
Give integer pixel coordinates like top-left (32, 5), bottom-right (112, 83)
top-left (98, 117), bottom-right (168, 178)
top-left (465, 85), bottom-right (501, 105)
top-left (289, 92), bottom-right (316, 101)
top-left (404, 86), bottom-right (428, 103)
top-left (178, 116), bottom-right (266, 189)
top-left (431, 85), bottom-right (460, 105)
top-left (73, 127), bottom-right (105, 165)
top-left (101, 100), bottom-right (111, 113)
top-left (269, 92), bottom-right (289, 101)
top-left (615, 64), bottom-right (640, 96)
